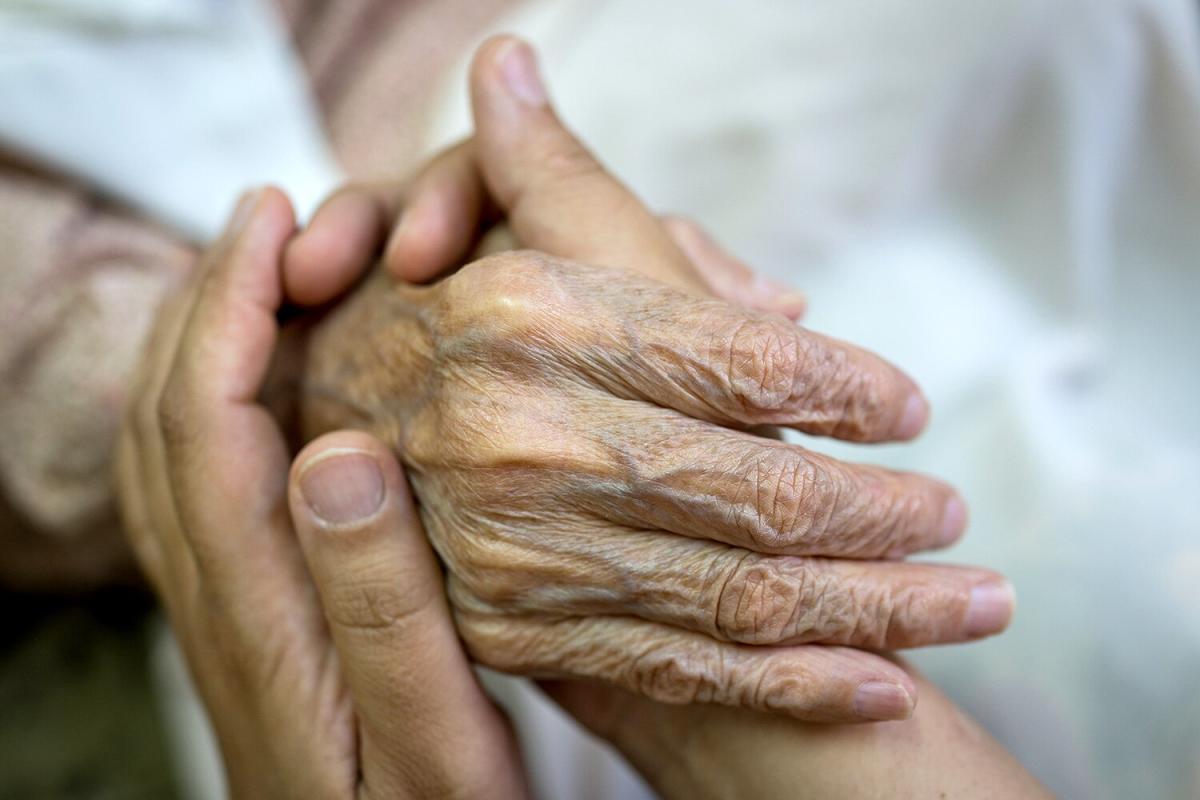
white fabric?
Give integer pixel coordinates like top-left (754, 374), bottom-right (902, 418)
top-left (428, 1), bottom-right (1200, 798)
top-left (0, 0), bottom-right (341, 241)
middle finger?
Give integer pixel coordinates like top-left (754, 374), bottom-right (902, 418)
top-left (573, 408), bottom-right (965, 559)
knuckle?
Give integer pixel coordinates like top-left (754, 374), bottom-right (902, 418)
top-left (831, 367), bottom-right (893, 440)
top-left (842, 584), bottom-right (904, 649)
top-left (410, 391), bottom-right (584, 487)
top-left (713, 555), bottom-right (817, 644)
top-left (829, 579), bottom-right (894, 646)
top-left (723, 557), bottom-right (875, 645)
top-left (209, 612), bottom-right (306, 699)
top-left (872, 487), bottom-right (927, 558)
top-left (443, 537), bottom-right (531, 608)
top-left (627, 643), bottom-right (720, 705)
top-left (452, 607), bottom-right (538, 673)
top-left (748, 662), bottom-right (805, 712)
top-left (877, 585), bottom-right (926, 648)
top-left (719, 317), bottom-right (803, 416)
top-left (325, 576), bottom-right (430, 633)
top-left (542, 140), bottom-right (605, 188)
top-left (839, 470), bottom-right (926, 559)
top-left (740, 453), bottom-right (827, 551)
top-left (791, 345), bottom-right (853, 429)
top-left (440, 251), bottom-right (561, 348)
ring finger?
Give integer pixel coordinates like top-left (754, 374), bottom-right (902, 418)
top-left (457, 526), bottom-right (1012, 649)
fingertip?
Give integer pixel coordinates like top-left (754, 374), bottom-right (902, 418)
top-left (938, 495), bottom-right (969, 548)
top-left (235, 185), bottom-right (295, 240)
top-left (964, 578), bottom-right (1016, 639)
top-left (296, 449), bottom-right (386, 529)
top-left (471, 34), bottom-right (545, 107)
top-left (853, 680), bottom-right (916, 721)
top-left (292, 431), bottom-right (407, 518)
top-left (750, 277), bottom-right (808, 321)
top-left (384, 208), bottom-right (451, 283)
top-left (198, 185), bottom-right (295, 319)
top-left (847, 655), bottom-right (918, 722)
top-left (257, 185), bottom-right (296, 225)
top-left (289, 433), bottom-right (424, 566)
top-left (791, 647), bottom-right (919, 723)
top-left (381, 140), bottom-right (487, 283)
top-left (894, 391), bottom-right (931, 441)
top-left (469, 35), bottom-right (557, 193)
top-left (284, 190), bottom-right (385, 306)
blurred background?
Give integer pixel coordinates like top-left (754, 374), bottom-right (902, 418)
top-left (1, 0), bottom-right (1198, 797)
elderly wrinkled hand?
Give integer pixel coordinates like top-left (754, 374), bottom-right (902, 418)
top-left (293, 37), bottom-right (1014, 724)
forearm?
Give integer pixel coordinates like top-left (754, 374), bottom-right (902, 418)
top-left (565, 669), bottom-right (1048, 800)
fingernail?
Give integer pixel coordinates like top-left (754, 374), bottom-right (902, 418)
top-left (228, 188), bottom-right (261, 235)
top-left (965, 580), bottom-right (1015, 637)
top-left (939, 496), bottom-right (968, 546)
top-left (854, 681), bottom-right (914, 721)
top-left (299, 451), bottom-right (385, 526)
top-left (497, 39), bottom-right (548, 107)
top-left (896, 393), bottom-right (929, 439)
top-left (775, 290), bottom-right (808, 313)
top-left (753, 277), bottom-right (804, 302)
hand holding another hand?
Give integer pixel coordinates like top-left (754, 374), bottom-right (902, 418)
top-left (116, 190), bottom-right (527, 799)
top-left (116, 35), bottom-right (1032, 798)
top-left (115, 186), bottom-right (1038, 800)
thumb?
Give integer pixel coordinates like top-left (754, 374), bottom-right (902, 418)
top-left (662, 215), bottom-right (808, 321)
top-left (289, 432), bottom-right (526, 799)
top-left (469, 35), bottom-right (705, 293)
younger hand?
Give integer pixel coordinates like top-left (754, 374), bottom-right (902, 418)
top-left (115, 188), bottom-right (527, 799)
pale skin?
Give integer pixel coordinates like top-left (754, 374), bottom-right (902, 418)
top-left (116, 34), bottom-right (1046, 798)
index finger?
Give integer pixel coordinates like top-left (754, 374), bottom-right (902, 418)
top-left (605, 293), bottom-right (929, 440)
top-left (491, 255), bottom-right (927, 441)
top-left (157, 188), bottom-right (302, 576)
top-left (164, 187), bottom-right (294, 413)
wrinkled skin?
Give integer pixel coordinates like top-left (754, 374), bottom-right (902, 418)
top-left (288, 34), bottom-right (1015, 723)
top-left (299, 251), bottom-right (1007, 722)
